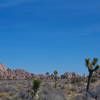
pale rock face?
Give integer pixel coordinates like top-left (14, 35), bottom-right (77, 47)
top-left (0, 64), bottom-right (7, 72)
top-left (0, 64), bottom-right (35, 79)
top-left (61, 72), bottom-right (79, 79)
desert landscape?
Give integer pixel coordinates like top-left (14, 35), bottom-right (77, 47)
top-left (0, 61), bottom-right (100, 100)
top-left (0, 0), bottom-right (100, 100)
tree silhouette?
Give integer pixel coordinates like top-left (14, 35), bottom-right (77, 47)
top-left (53, 70), bottom-right (58, 88)
top-left (85, 58), bottom-right (100, 92)
top-left (46, 72), bottom-right (49, 76)
top-left (45, 72), bottom-right (50, 80)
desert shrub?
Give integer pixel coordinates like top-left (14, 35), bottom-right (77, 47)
top-left (91, 77), bottom-right (97, 83)
top-left (70, 88), bottom-right (76, 92)
top-left (71, 77), bottom-right (83, 84)
top-left (32, 79), bottom-right (41, 96)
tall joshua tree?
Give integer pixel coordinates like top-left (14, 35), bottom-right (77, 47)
top-left (85, 58), bottom-right (100, 92)
top-left (53, 70), bottom-right (58, 88)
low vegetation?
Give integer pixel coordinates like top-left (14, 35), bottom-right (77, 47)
top-left (0, 58), bottom-right (99, 100)
top-left (32, 79), bottom-right (41, 96)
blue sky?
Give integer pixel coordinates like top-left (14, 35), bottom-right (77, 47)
top-left (0, 0), bottom-right (100, 75)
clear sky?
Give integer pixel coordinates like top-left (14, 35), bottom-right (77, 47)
top-left (0, 0), bottom-right (100, 75)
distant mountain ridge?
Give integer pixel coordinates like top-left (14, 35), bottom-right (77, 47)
top-left (0, 64), bottom-right (99, 80)
top-left (0, 64), bottom-right (81, 80)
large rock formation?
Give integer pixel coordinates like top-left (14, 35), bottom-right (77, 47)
top-left (0, 64), bottom-right (34, 80)
top-left (0, 64), bottom-right (7, 72)
top-left (61, 72), bottom-right (80, 79)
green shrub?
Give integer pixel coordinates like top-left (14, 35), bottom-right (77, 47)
top-left (71, 77), bottom-right (83, 84)
top-left (32, 79), bottom-right (41, 96)
top-left (91, 77), bottom-right (97, 83)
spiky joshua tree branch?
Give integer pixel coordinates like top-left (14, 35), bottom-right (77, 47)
top-left (85, 58), bottom-right (100, 92)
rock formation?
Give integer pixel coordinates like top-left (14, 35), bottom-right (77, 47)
top-left (0, 64), bottom-right (34, 80)
top-left (61, 72), bottom-right (80, 79)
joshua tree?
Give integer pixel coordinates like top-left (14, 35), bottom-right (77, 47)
top-left (85, 58), bottom-right (100, 92)
top-left (32, 79), bottom-right (41, 99)
top-left (45, 72), bottom-right (50, 79)
top-left (53, 70), bottom-right (58, 88)
top-left (46, 72), bottom-right (50, 76)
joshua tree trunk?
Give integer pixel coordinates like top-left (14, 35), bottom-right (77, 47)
top-left (86, 72), bottom-right (93, 92)
top-left (55, 80), bottom-right (57, 88)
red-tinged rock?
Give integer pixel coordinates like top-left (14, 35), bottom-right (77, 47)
top-left (0, 64), bottom-right (35, 80)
